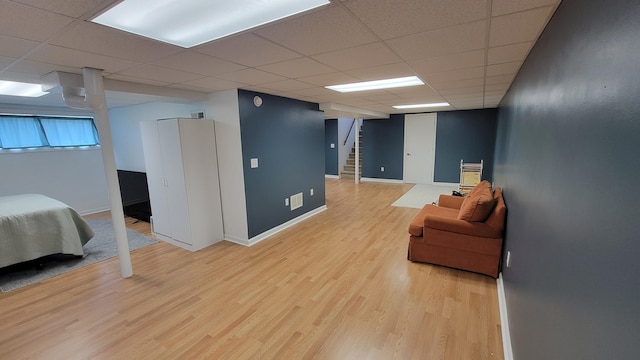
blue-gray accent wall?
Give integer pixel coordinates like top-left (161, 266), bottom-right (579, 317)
top-left (434, 109), bottom-right (497, 183)
top-left (493, 0), bottom-right (640, 359)
top-left (324, 119), bottom-right (338, 175)
top-left (238, 90), bottom-right (326, 238)
top-left (361, 115), bottom-right (404, 180)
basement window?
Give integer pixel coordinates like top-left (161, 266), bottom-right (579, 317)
top-left (0, 115), bottom-right (99, 150)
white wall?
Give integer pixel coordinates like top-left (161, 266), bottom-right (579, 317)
top-left (109, 102), bottom-right (200, 171)
top-left (0, 104), bottom-right (109, 214)
top-left (202, 89), bottom-right (248, 242)
top-left (0, 148), bottom-right (110, 214)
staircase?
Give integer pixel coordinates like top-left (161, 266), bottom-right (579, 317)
top-left (341, 133), bottom-right (362, 179)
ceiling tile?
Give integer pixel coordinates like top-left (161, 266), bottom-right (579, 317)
top-left (289, 86), bottom-right (336, 98)
top-left (116, 64), bottom-right (203, 84)
top-left (485, 83), bottom-right (511, 92)
top-left (259, 79), bottom-right (315, 92)
top-left (106, 74), bottom-right (170, 87)
top-left (408, 50), bottom-right (485, 75)
top-left (0, 1), bottom-right (73, 41)
top-left (492, 0), bottom-right (560, 17)
top-left (425, 66), bottom-right (485, 84)
top-left (486, 74), bottom-right (516, 85)
top-left (488, 42), bottom-right (533, 64)
top-left (254, 5), bottom-right (377, 55)
top-left (49, 22), bottom-right (182, 63)
top-left (4, 59), bottom-right (79, 76)
top-left (152, 51), bottom-right (246, 77)
top-left (343, 0), bottom-right (487, 40)
top-left (312, 42), bottom-right (401, 71)
top-left (216, 68), bottom-right (287, 85)
top-left (298, 72), bottom-right (358, 87)
top-left (257, 57), bottom-right (334, 79)
top-left (386, 86), bottom-right (440, 98)
top-left (179, 77), bottom-right (245, 92)
top-left (0, 56), bottom-right (15, 69)
top-left (0, 35), bottom-right (39, 58)
top-left (13, 0), bottom-right (111, 19)
top-left (26, 44), bottom-right (140, 73)
top-left (345, 62), bottom-right (416, 81)
top-left (437, 86), bottom-right (484, 95)
top-left (428, 77), bottom-right (485, 90)
top-left (386, 21), bottom-right (486, 61)
top-left (486, 62), bottom-right (521, 77)
top-left (195, 33), bottom-right (301, 67)
top-left (489, 7), bottom-right (554, 47)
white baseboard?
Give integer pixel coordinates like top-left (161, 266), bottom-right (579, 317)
top-left (432, 182), bottom-right (460, 187)
top-left (325, 174), bottom-right (339, 179)
top-left (223, 205), bottom-right (327, 247)
top-left (497, 273), bottom-right (514, 360)
top-left (79, 207), bottom-right (110, 216)
top-left (360, 177), bottom-right (404, 184)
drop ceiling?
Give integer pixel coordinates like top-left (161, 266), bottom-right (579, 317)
top-left (0, 0), bottom-right (561, 116)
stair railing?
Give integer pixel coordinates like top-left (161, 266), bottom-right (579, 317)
top-left (343, 118), bottom-right (356, 146)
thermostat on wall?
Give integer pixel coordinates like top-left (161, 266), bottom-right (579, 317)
top-left (253, 96), bottom-right (262, 107)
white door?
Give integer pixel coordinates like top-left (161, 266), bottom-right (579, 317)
top-left (157, 120), bottom-right (192, 244)
top-left (403, 113), bottom-right (437, 184)
top-left (140, 120), bottom-right (172, 238)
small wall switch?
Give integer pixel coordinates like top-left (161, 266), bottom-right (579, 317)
top-left (310, 188), bottom-right (314, 196)
top-left (285, 198), bottom-right (289, 206)
top-left (506, 251), bottom-right (512, 268)
top-left (330, 143), bottom-right (335, 148)
top-left (250, 158), bottom-right (259, 168)
top-left (381, 166), bottom-right (385, 172)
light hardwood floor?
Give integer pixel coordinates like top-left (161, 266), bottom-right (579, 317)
top-left (0, 179), bottom-right (504, 359)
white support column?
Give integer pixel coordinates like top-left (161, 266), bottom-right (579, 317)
top-left (64, 68), bottom-right (133, 278)
top-left (354, 119), bottom-right (360, 184)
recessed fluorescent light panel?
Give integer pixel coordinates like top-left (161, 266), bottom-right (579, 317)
top-left (393, 102), bottom-right (450, 109)
top-left (326, 76), bottom-right (424, 93)
top-left (0, 80), bottom-right (48, 97)
top-left (92, 0), bottom-right (330, 48)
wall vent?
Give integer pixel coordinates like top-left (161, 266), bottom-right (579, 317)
top-left (290, 192), bottom-right (303, 211)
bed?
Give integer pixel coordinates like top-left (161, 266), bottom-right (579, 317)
top-left (0, 194), bottom-right (95, 268)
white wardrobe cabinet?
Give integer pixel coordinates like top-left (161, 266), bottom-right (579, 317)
top-left (140, 118), bottom-right (224, 251)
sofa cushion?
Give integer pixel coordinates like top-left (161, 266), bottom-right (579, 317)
top-left (457, 187), bottom-right (496, 222)
top-left (468, 180), bottom-right (492, 197)
top-left (408, 204), bottom-right (459, 237)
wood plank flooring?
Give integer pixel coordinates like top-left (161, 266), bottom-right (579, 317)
top-left (0, 179), bottom-right (504, 359)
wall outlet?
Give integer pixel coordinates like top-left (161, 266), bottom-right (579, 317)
top-left (506, 251), bottom-right (512, 268)
top-left (250, 158), bottom-right (259, 168)
top-left (310, 188), bottom-right (314, 196)
top-left (381, 166), bottom-right (385, 172)
top-left (330, 143), bottom-right (335, 148)
top-left (285, 198), bottom-right (289, 206)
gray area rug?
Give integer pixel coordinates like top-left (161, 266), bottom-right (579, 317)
top-left (0, 218), bottom-right (157, 293)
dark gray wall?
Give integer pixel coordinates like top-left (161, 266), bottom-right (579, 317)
top-left (493, 0), bottom-right (640, 359)
top-left (361, 115), bottom-right (404, 180)
top-left (434, 109), bottom-right (497, 183)
top-left (324, 119), bottom-right (338, 175)
top-left (238, 90), bottom-right (325, 238)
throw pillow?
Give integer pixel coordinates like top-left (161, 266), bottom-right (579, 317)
top-left (457, 187), bottom-right (496, 222)
top-left (467, 180), bottom-right (492, 197)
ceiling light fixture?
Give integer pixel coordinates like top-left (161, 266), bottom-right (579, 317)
top-left (0, 80), bottom-right (48, 97)
top-left (92, 0), bottom-right (330, 48)
top-left (326, 76), bottom-right (424, 93)
top-left (393, 102), bottom-right (450, 109)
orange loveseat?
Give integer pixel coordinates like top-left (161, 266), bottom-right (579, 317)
top-left (407, 182), bottom-right (506, 278)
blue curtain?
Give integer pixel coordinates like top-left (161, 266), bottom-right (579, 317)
top-left (0, 116), bottom-right (99, 149)
top-left (0, 116), bottom-right (48, 149)
top-left (40, 118), bottom-right (99, 147)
